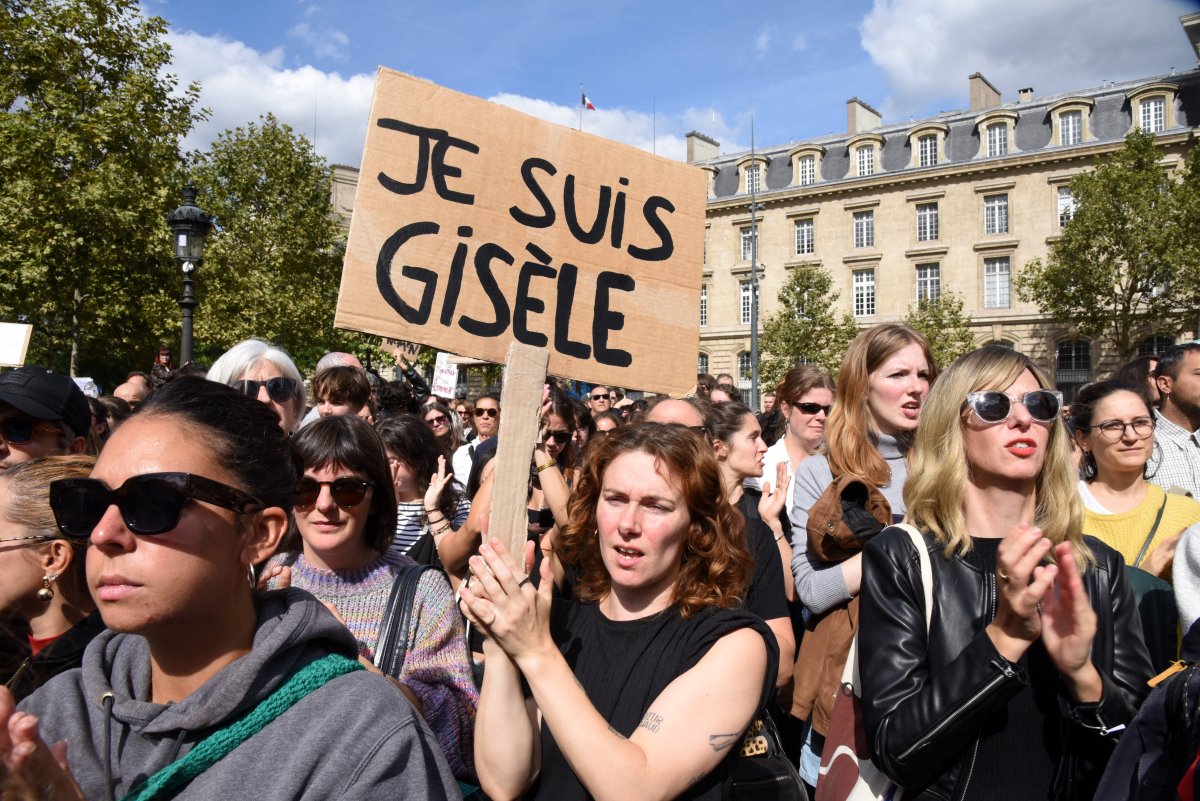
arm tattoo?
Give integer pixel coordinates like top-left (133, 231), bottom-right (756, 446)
top-left (708, 732), bottom-right (741, 752)
top-left (638, 712), bottom-right (663, 733)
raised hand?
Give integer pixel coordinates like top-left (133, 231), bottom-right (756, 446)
top-left (758, 461), bottom-right (791, 527)
top-left (1039, 543), bottom-right (1101, 701)
top-left (987, 523), bottom-right (1057, 662)
top-left (459, 538), bottom-right (554, 665)
top-left (1, 687), bottom-right (85, 801)
top-left (424, 455), bottom-right (452, 512)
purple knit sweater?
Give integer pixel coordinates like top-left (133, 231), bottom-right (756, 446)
top-left (266, 549), bottom-right (478, 780)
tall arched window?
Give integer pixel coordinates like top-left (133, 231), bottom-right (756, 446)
top-left (1137, 335), bottom-right (1175, 357)
top-left (697, 353), bottom-right (709, 375)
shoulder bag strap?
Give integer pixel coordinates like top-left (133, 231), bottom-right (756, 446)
top-left (1133, 495), bottom-right (1170, 569)
top-left (373, 563), bottom-right (435, 677)
top-left (893, 523), bottom-right (934, 632)
top-left (120, 653), bottom-right (362, 801)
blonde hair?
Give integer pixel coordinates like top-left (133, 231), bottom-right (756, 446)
top-left (825, 324), bottom-right (937, 485)
top-left (903, 345), bottom-right (1091, 566)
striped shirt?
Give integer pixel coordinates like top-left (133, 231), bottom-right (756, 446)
top-left (392, 498), bottom-right (471, 555)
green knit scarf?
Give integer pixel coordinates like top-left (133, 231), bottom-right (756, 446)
top-left (119, 653), bottom-right (363, 801)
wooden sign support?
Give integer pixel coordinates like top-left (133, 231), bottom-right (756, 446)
top-left (490, 343), bottom-right (549, 560)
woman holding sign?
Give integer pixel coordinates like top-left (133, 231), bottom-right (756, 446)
top-left (462, 423), bottom-right (777, 801)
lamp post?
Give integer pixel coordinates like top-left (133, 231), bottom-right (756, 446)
top-left (166, 185), bottom-right (213, 366)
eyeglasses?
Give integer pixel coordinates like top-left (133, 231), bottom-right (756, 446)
top-left (425, 415), bottom-right (448, 427)
top-left (49, 473), bottom-right (265, 537)
top-left (792, 402), bottom-right (832, 416)
top-left (590, 393), bottom-right (610, 401)
top-left (294, 477), bottom-right (372, 509)
top-left (544, 430), bottom-right (571, 444)
top-left (474, 407), bottom-right (498, 418)
top-left (0, 534), bottom-right (58, 545)
top-left (0, 417), bottom-right (61, 446)
top-left (964, 390), bottom-right (1063, 424)
top-left (231, 377), bottom-right (297, 404)
top-left (1088, 417), bottom-right (1156, 441)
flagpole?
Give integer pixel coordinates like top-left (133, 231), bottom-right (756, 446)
top-left (579, 83), bottom-right (584, 131)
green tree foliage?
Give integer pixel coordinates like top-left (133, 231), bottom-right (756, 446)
top-left (1015, 131), bottom-right (1200, 363)
top-left (0, 0), bottom-right (202, 383)
top-left (759, 263), bottom-right (859, 387)
top-left (903, 293), bottom-right (976, 370)
top-left (189, 115), bottom-right (385, 373)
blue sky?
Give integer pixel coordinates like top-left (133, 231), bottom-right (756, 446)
top-left (154, 0), bottom-right (1200, 167)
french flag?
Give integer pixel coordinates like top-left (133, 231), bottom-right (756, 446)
top-left (582, 94), bottom-right (596, 111)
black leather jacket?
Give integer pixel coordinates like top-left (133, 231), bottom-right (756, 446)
top-left (859, 526), bottom-right (1153, 801)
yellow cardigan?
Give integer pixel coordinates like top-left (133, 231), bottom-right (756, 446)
top-left (1081, 482), bottom-right (1200, 569)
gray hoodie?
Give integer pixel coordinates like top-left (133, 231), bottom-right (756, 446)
top-left (20, 588), bottom-right (461, 801)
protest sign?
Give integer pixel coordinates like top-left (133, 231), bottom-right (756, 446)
top-left (378, 337), bottom-right (422, 362)
top-left (335, 68), bottom-right (706, 395)
top-left (0, 323), bottom-right (33, 367)
top-left (431, 352), bottom-right (458, 398)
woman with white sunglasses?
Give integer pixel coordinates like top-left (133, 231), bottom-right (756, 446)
top-left (858, 346), bottom-right (1152, 801)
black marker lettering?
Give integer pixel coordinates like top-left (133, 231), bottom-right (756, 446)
top-left (375, 118), bottom-right (478, 204)
top-left (440, 226), bottom-right (472, 326)
top-left (627, 196), bottom-right (675, 262)
top-left (512, 244), bottom-right (555, 348)
top-left (553, 261), bottom-right (591, 359)
top-left (610, 177), bottom-right (629, 249)
top-left (563, 173), bottom-right (611, 245)
top-left (593, 271), bottom-right (634, 367)
top-left (509, 158), bottom-right (557, 228)
top-left (458, 242), bottom-right (513, 337)
top-left (376, 221), bottom-right (440, 324)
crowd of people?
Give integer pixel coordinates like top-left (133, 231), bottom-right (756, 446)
top-left (2, 329), bottom-right (1200, 800)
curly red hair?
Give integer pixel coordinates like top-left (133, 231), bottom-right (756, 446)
top-left (557, 423), bottom-right (752, 617)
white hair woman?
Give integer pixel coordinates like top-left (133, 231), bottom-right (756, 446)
top-left (207, 338), bottom-right (307, 434)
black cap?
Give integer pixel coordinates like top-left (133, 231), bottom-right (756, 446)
top-left (0, 366), bottom-right (92, 436)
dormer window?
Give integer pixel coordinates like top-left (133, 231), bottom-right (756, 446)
top-left (907, 122), bottom-right (948, 169)
top-left (847, 133), bottom-right (885, 179)
top-left (737, 155), bottom-right (770, 195)
top-left (1048, 98), bottom-right (1094, 147)
top-left (788, 144), bottom-right (825, 187)
top-left (974, 110), bottom-right (1019, 160)
top-left (1127, 82), bottom-right (1179, 135)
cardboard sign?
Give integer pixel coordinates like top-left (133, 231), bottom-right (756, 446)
top-left (0, 323), bottom-right (32, 367)
top-left (431, 352), bottom-right (458, 399)
top-left (335, 69), bottom-right (706, 395)
top-left (379, 337), bottom-right (422, 362)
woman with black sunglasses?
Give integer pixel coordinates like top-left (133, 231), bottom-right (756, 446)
top-left (263, 414), bottom-right (478, 783)
top-left (422, 401), bottom-right (461, 462)
top-left (208, 338), bottom-right (306, 434)
top-left (4, 378), bottom-right (457, 799)
top-left (857, 346), bottom-right (1152, 801)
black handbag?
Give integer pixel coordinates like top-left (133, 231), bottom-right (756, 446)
top-left (373, 563), bottom-right (435, 677)
top-left (725, 712), bottom-right (810, 801)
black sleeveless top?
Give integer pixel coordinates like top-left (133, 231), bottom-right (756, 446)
top-left (532, 599), bottom-right (778, 801)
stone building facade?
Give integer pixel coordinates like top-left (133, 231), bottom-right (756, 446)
top-left (695, 57), bottom-right (1199, 401)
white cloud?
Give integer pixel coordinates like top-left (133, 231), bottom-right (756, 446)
top-left (755, 27), bottom-right (773, 58)
top-left (792, 34), bottom-right (808, 52)
top-left (490, 94), bottom-right (748, 162)
top-left (861, 0), bottom-right (1197, 118)
top-left (288, 21), bottom-right (350, 62)
top-left (167, 30), bottom-right (375, 166)
top-left (165, 31), bottom-right (748, 170)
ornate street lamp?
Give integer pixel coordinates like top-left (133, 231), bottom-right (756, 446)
top-left (166, 185), bottom-right (214, 365)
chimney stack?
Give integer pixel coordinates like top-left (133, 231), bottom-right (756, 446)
top-left (686, 131), bottom-right (720, 163)
top-left (969, 73), bottom-right (1002, 111)
top-left (846, 97), bottom-right (882, 134)
top-left (1018, 87), bottom-right (1034, 103)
